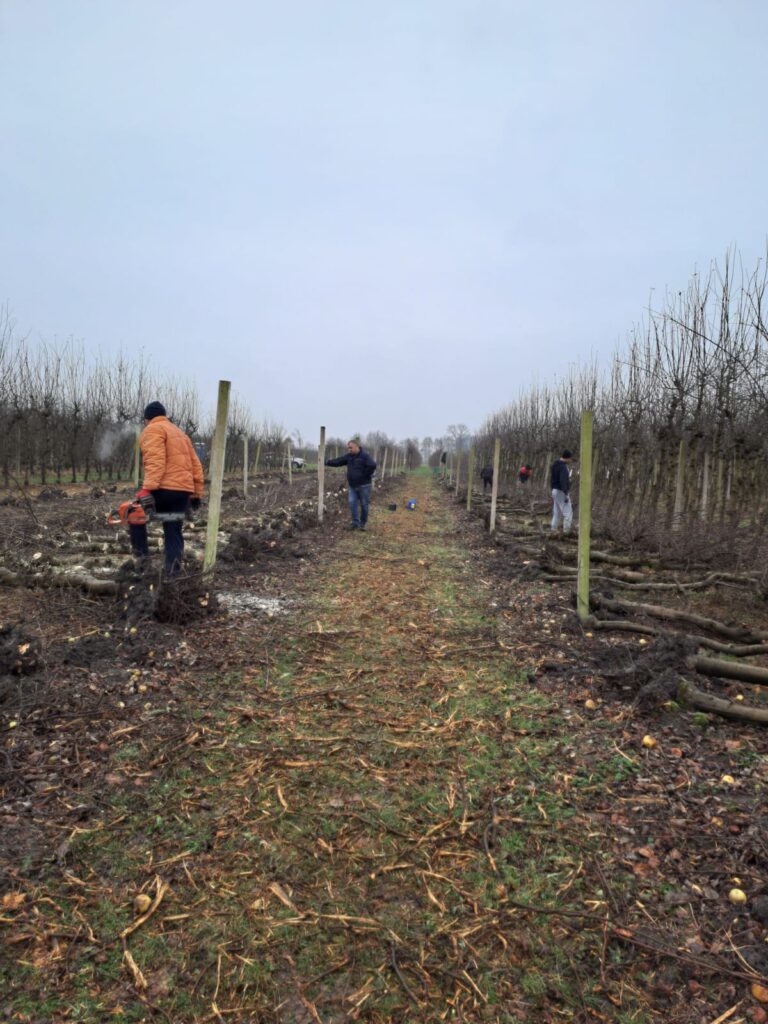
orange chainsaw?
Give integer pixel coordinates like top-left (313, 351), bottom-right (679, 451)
top-left (107, 500), bottom-right (186, 527)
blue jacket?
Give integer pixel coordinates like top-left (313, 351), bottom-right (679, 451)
top-left (550, 458), bottom-right (571, 494)
top-left (325, 448), bottom-right (377, 487)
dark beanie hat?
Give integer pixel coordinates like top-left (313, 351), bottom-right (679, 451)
top-left (144, 401), bottom-right (166, 420)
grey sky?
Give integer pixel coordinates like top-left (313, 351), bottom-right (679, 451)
top-left (2, 1), bottom-right (767, 442)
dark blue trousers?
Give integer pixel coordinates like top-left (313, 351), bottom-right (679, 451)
top-left (347, 484), bottom-right (371, 527)
top-left (129, 489), bottom-right (190, 574)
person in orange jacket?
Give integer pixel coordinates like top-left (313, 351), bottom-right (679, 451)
top-left (131, 401), bottom-right (205, 574)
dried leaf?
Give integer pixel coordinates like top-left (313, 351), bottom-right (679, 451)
top-left (1, 892), bottom-right (26, 910)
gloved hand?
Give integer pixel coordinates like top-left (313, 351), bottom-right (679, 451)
top-left (189, 497), bottom-right (201, 510)
top-left (136, 489), bottom-right (155, 515)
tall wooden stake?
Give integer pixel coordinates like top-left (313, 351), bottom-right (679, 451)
top-left (380, 448), bottom-right (388, 483)
top-left (700, 448), bottom-right (710, 521)
top-left (577, 410), bottom-right (593, 623)
top-left (317, 425), bottom-right (326, 523)
top-left (287, 442), bottom-right (292, 486)
top-left (672, 437), bottom-right (686, 530)
top-left (455, 450), bottom-right (461, 496)
top-left (489, 438), bottom-right (501, 532)
top-left (242, 434), bottom-right (249, 498)
top-left (204, 380), bottom-right (231, 573)
top-left (466, 447), bottom-right (474, 511)
top-left (253, 440), bottom-right (261, 477)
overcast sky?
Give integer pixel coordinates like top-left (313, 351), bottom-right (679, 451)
top-left (2, 1), bottom-right (767, 442)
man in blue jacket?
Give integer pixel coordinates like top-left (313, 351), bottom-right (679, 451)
top-left (325, 439), bottom-right (377, 531)
top-left (550, 449), bottom-right (574, 534)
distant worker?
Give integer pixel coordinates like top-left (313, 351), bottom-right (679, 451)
top-left (480, 465), bottom-right (494, 491)
top-left (518, 464), bottom-right (533, 484)
top-left (132, 401), bottom-right (205, 574)
top-left (550, 449), bottom-right (574, 534)
top-left (325, 439), bottom-right (377, 531)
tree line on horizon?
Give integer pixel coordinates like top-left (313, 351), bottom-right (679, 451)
top-left (0, 307), bottom-right (420, 486)
top-left (466, 249), bottom-right (768, 550)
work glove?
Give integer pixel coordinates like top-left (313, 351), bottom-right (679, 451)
top-left (136, 489), bottom-right (155, 515)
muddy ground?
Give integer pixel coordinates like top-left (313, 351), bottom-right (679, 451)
top-left (1, 474), bottom-right (767, 1022)
top-left (0, 473), bottom-right (359, 877)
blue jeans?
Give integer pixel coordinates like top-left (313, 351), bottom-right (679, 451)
top-left (129, 489), bottom-right (190, 574)
top-left (347, 484), bottom-right (371, 527)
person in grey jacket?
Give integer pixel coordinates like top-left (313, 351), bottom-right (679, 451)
top-left (550, 450), bottom-right (574, 533)
top-left (325, 439), bottom-right (377, 530)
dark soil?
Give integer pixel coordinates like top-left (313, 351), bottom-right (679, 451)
top-left (0, 475), bottom-right (400, 884)
top-left (1, 477), bottom-right (767, 1022)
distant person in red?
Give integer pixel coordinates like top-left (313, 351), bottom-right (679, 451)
top-left (518, 465), bottom-right (532, 484)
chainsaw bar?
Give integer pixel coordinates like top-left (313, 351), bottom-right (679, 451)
top-left (107, 500), bottom-right (188, 527)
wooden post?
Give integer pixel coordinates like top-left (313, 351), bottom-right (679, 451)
top-left (455, 450), bottom-right (461, 496)
top-left (317, 425), bottom-right (326, 523)
top-left (380, 448), bottom-right (388, 483)
top-left (242, 434), bottom-right (249, 498)
top-left (700, 448), bottom-right (710, 521)
top-left (253, 440), bottom-right (261, 477)
top-left (672, 437), bottom-right (686, 530)
top-left (466, 447), bottom-right (475, 511)
top-left (489, 438), bottom-right (501, 532)
top-left (203, 380), bottom-right (231, 573)
top-left (287, 442), bottom-right (292, 486)
top-left (131, 427), bottom-right (141, 489)
top-left (577, 410), bottom-right (593, 623)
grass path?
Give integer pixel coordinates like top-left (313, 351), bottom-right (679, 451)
top-left (4, 472), bottom-right (649, 1023)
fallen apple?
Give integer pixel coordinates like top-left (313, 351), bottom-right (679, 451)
top-left (134, 893), bottom-right (152, 914)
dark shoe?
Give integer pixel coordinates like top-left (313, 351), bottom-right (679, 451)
top-left (359, 526), bottom-right (366, 532)
top-left (348, 524), bottom-right (359, 530)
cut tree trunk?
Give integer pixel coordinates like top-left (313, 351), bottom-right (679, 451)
top-left (689, 655), bottom-right (768, 688)
top-left (678, 681), bottom-right (768, 725)
top-left (585, 615), bottom-right (768, 657)
top-left (591, 594), bottom-right (767, 642)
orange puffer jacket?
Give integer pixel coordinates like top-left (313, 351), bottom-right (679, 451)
top-left (140, 416), bottom-right (205, 497)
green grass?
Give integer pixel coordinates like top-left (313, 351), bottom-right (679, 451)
top-left (5, 474), bottom-right (658, 1022)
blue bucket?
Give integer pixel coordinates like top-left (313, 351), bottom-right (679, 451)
top-left (406, 499), bottom-right (417, 510)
